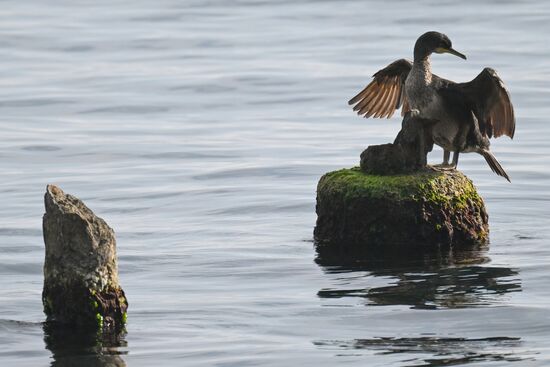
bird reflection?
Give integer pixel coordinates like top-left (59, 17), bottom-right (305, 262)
top-left (43, 322), bottom-right (127, 367)
top-left (316, 246), bottom-right (521, 309)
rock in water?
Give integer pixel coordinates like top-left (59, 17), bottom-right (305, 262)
top-left (314, 168), bottom-right (488, 259)
top-left (42, 185), bottom-right (128, 330)
top-left (360, 113), bottom-right (436, 175)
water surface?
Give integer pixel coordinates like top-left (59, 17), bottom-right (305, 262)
top-left (1, 1), bottom-right (549, 366)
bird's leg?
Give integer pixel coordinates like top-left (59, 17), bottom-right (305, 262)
top-left (433, 150), bottom-right (453, 168)
top-left (451, 151), bottom-right (459, 168)
top-left (442, 150), bottom-right (450, 165)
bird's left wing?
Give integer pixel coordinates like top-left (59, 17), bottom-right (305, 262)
top-left (348, 59), bottom-right (412, 119)
top-left (456, 67), bottom-right (515, 139)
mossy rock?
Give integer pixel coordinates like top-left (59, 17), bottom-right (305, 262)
top-left (314, 167), bottom-right (488, 259)
top-left (42, 185), bottom-right (127, 331)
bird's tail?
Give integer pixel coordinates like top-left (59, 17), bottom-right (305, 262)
top-left (478, 149), bottom-right (511, 182)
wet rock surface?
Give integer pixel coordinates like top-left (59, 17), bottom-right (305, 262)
top-left (360, 113), bottom-right (436, 175)
top-left (314, 168), bottom-right (489, 259)
top-left (42, 185), bottom-right (127, 331)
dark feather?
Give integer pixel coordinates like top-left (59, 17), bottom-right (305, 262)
top-left (454, 68), bottom-right (515, 139)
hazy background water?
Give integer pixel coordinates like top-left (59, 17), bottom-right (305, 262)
top-left (0, 0), bottom-right (549, 366)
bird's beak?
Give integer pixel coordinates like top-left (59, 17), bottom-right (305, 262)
top-left (435, 47), bottom-right (467, 60)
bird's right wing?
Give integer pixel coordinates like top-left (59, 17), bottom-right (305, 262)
top-left (348, 59), bottom-right (412, 119)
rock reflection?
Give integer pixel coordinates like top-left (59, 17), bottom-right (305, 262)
top-left (43, 323), bottom-right (127, 367)
top-left (314, 336), bottom-right (534, 366)
top-left (316, 247), bottom-right (521, 309)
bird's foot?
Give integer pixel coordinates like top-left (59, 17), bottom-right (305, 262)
top-left (430, 163), bottom-right (456, 171)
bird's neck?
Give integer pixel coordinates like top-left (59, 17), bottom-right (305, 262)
top-left (412, 56), bottom-right (432, 84)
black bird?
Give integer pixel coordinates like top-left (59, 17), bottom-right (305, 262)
top-left (348, 31), bottom-right (515, 181)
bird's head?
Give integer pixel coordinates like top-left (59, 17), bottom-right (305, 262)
top-left (414, 31), bottom-right (466, 61)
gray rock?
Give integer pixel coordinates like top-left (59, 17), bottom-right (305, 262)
top-left (42, 185), bottom-right (127, 330)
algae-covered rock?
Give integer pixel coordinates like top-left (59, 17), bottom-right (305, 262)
top-left (314, 168), bottom-right (488, 258)
top-left (42, 185), bottom-right (128, 331)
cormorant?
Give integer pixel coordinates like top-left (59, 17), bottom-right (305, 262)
top-left (348, 31), bottom-right (515, 181)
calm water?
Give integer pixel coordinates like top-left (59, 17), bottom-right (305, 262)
top-left (1, 1), bottom-right (549, 366)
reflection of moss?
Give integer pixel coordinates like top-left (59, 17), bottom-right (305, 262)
top-left (122, 312), bottom-right (127, 324)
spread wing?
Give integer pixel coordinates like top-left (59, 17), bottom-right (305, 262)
top-left (348, 59), bottom-right (412, 119)
top-left (456, 67), bottom-right (515, 139)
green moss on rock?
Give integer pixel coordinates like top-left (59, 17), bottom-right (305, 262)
top-left (96, 313), bottom-right (104, 329)
top-left (314, 167), bottom-right (488, 258)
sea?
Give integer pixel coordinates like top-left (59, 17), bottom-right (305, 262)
top-left (0, 0), bottom-right (549, 366)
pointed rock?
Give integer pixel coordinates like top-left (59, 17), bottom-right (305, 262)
top-left (42, 185), bottom-right (128, 330)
